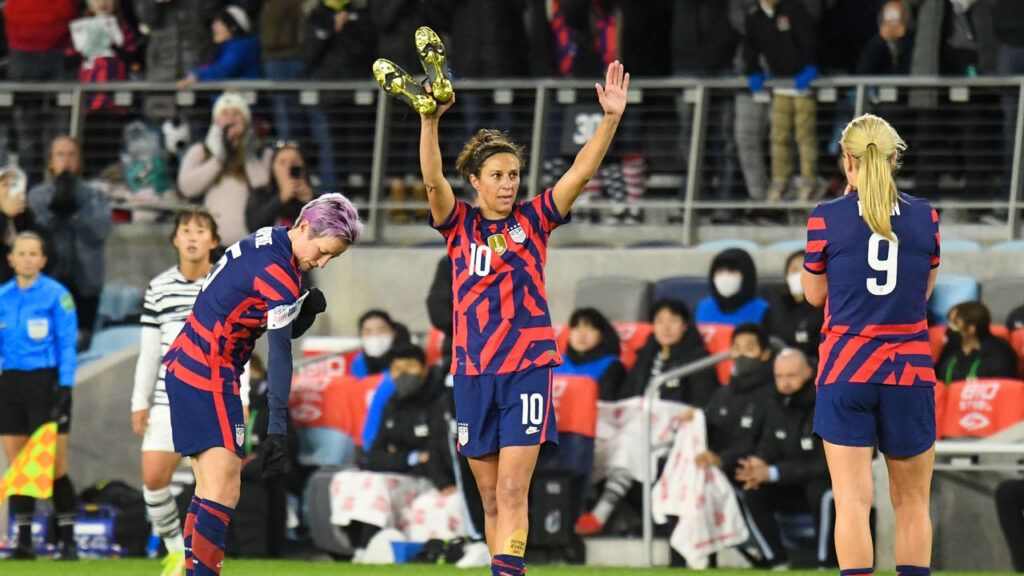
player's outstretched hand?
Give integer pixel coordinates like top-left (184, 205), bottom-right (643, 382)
top-left (259, 434), bottom-right (291, 478)
top-left (424, 82), bottom-right (455, 119)
top-left (291, 288), bottom-right (326, 339)
top-left (596, 60), bottom-right (629, 120)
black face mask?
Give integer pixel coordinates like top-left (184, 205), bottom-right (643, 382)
top-left (946, 328), bottom-right (962, 349)
top-left (393, 372), bottom-right (425, 399)
top-left (733, 355), bottom-right (764, 377)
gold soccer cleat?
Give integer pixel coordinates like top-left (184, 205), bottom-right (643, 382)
top-left (372, 58), bottom-right (437, 115)
top-left (415, 27), bottom-right (454, 103)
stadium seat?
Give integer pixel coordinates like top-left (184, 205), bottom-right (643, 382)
top-left (289, 373), bottom-right (383, 448)
top-left (939, 239), bottom-right (982, 252)
top-left (95, 282), bottom-right (144, 330)
top-left (305, 467), bottom-right (354, 557)
top-left (929, 325), bottom-right (947, 362)
top-left (574, 276), bottom-right (652, 322)
top-left (695, 239), bottom-right (760, 252)
top-left (613, 321), bottom-right (653, 371)
top-left (928, 275), bottom-right (980, 322)
top-left (940, 378), bottom-right (1024, 438)
top-left (697, 323), bottom-right (734, 385)
top-left (1011, 329), bottom-right (1024, 378)
top-left (766, 239), bottom-right (806, 252)
top-left (297, 427), bottom-right (355, 468)
top-left (538, 374), bottom-right (598, 517)
top-left (652, 276), bottom-right (709, 312)
top-left (424, 327), bottom-right (445, 367)
top-left (77, 325), bottom-right (143, 366)
top-left (980, 278), bottom-right (1024, 326)
top-left (989, 239), bottom-right (1024, 252)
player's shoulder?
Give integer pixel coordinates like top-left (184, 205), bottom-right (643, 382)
top-left (813, 193), bottom-right (857, 214)
top-left (897, 191), bottom-right (936, 215)
top-left (36, 274), bottom-right (70, 296)
top-left (0, 279), bottom-right (15, 298)
top-left (149, 265), bottom-right (185, 287)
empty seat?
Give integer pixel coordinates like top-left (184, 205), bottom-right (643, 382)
top-left (766, 239), bottom-right (806, 252)
top-left (77, 325), bottom-right (143, 366)
top-left (96, 282), bottom-right (144, 330)
top-left (941, 378), bottom-right (1024, 438)
top-left (989, 239), bottom-right (1024, 252)
top-left (980, 277), bottom-right (1024, 326)
top-left (695, 239), bottom-right (760, 252)
top-left (928, 275), bottom-right (979, 321)
top-left (939, 239), bottom-right (981, 252)
top-left (574, 276), bottom-right (652, 322)
top-left (652, 276), bottom-right (709, 313)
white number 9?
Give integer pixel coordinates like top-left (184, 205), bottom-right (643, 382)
top-left (867, 232), bottom-right (898, 296)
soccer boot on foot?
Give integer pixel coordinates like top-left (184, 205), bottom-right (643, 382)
top-left (7, 543), bottom-right (35, 560)
top-left (160, 550), bottom-right (186, 576)
top-left (372, 58), bottom-right (437, 115)
top-left (415, 26), bottom-right (454, 103)
top-left (55, 540), bottom-right (79, 561)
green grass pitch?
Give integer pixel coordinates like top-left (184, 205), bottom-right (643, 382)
top-left (0, 560), bottom-right (1013, 576)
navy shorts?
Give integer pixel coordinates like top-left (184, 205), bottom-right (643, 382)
top-left (813, 382), bottom-right (935, 458)
top-left (453, 366), bottom-right (558, 458)
top-left (165, 368), bottom-right (245, 458)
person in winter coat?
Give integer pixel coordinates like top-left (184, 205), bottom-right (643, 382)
top-left (0, 166), bottom-right (33, 284)
top-left (556, 307), bottom-right (626, 402)
top-left (177, 5), bottom-right (261, 89)
top-left (350, 309), bottom-right (412, 379)
top-left (245, 141), bottom-right (318, 231)
top-left (936, 301), bottom-right (1018, 385)
top-left (763, 250), bottom-right (824, 364)
top-left (735, 348), bottom-right (834, 568)
top-left (696, 248), bottom-right (770, 327)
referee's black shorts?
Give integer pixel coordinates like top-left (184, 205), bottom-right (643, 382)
top-left (0, 369), bottom-right (64, 435)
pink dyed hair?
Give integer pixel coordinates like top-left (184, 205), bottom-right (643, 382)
top-left (295, 193), bottom-right (363, 244)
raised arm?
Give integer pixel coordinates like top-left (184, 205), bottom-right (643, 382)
top-left (552, 60), bottom-right (630, 217)
top-left (419, 94), bottom-right (457, 224)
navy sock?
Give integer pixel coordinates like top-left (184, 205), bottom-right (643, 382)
top-left (492, 553), bottom-right (526, 576)
top-left (840, 569), bottom-right (874, 576)
top-left (897, 565), bottom-right (931, 576)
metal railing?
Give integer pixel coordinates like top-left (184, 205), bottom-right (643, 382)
top-left (2, 75), bottom-right (1021, 244)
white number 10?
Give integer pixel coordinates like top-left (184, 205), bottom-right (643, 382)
top-left (866, 232), bottom-right (898, 296)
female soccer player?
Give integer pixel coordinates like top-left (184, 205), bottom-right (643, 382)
top-left (0, 232), bottom-right (79, 560)
top-left (419, 61), bottom-right (629, 576)
top-left (164, 194), bottom-right (360, 576)
top-left (802, 114), bottom-right (940, 576)
top-left (131, 208), bottom-right (219, 576)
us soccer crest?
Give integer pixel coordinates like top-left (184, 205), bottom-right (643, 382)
top-left (509, 223), bottom-right (526, 244)
top-left (235, 425), bottom-right (245, 447)
top-left (458, 423), bottom-right (469, 446)
top-left (486, 233), bottom-right (507, 255)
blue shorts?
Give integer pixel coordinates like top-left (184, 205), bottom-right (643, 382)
top-left (453, 366), bottom-right (558, 458)
top-left (165, 369), bottom-right (245, 458)
top-left (813, 383), bottom-right (935, 458)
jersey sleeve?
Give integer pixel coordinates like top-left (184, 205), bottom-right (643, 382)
top-left (527, 188), bottom-right (571, 233)
top-left (430, 200), bottom-right (468, 239)
top-left (803, 205), bottom-right (829, 275)
top-left (54, 288), bottom-right (78, 387)
top-left (930, 207), bottom-right (941, 269)
top-left (141, 281), bottom-right (161, 328)
top-left (255, 261), bottom-right (303, 328)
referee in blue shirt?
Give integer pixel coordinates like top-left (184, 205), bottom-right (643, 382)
top-left (0, 231), bottom-right (80, 561)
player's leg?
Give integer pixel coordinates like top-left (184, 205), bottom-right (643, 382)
top-left (184, 458), bottom-right (204, 576)
top-left (190, 447), bottom-right (241, 576)
top-left (491, 445), bottom-right (540, 576)
top-left (454, 374), bottom-right (500, 553)
top-left (823, 441), bottom-right (875, 570)
top-left (53, 433), bottom-right (79, 559)
top-left (467, 454), bottom-right (500, 553)
top-left (143, 449), bottom-right (186, 575)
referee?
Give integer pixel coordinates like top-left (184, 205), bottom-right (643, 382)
top-left (0, 231), bottom-right (80, 560)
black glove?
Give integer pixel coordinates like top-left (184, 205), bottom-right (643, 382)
top-left (291, 288), bottom-right (326, 339)
top-left (50, 172), bottom-right (78, 217)
top-left (259, 433), bottom-right (291, 478)
top-left (52, 386), bottom-right (73, 431)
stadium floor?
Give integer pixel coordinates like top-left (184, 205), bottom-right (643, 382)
top-left (0, 561), bottom-right (1014, 576)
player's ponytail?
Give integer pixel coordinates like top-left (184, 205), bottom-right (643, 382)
top-left (840, 114), bottom-right (905, 242)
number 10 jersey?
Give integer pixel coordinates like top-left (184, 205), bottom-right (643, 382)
top-left (804, 191), bottom-right (940, 388)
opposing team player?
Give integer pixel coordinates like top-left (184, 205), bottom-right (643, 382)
top-left (164, 194), bottom-right (360, 576)
top-left (131, 208), bottom-right (219, 576)
top-left (802, 114), bottom-right (939, 576)
top-left (419, 60), bottom-right (629, 576)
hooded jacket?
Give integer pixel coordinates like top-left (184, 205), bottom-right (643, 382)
top-left (696, 248), bottom-right (769, 327)
top-left (763, 289), bottom-right (823, 363)
top-left (755, 379), bottom-right (827, 486)
top-left (622, 326), bottom-right (718, 406)
top-left (935, 332), bottom-right (1019, 385)
top-left (704, 355), bottom-right (773, 477)
top-left (555, 314), bottom-right (626, 401)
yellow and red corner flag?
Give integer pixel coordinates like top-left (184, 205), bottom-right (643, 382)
top-left (0, 422), bottom-right (57, 500)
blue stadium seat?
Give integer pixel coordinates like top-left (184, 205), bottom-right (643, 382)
top-left (78, 325), bottom-right (143, 366)
top-left (95, 282), bottom-right (144, 331)
top-left (653, 276), bottom-right (709, 313)
top-left (297, 427), bottom-right (356, 468)
top-left (929, 275), bottom-right (980, 321)
top-left (989, 239), bottom-right (1024, 252)
top-left (766, 239), bottom-right (806, 253)
top-left (980, 277), bottom-right (1024, 325)
top-left (695, 239), bottom-right (760, 252)
top-left (574, 276), bottom-right (652, 322)
top-left (940, 239), bottom-right (981, 252)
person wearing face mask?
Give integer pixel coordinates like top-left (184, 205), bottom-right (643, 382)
top-left (935, 302), bottom-right (1018, 385)
top-left (734, 348), bottom-right (834, 569)
top-left (27, 136), bottom-right (112, 351)
top-left (350, 309), bottom-right (411, 379)
top-left (763, 250), bottom-right (825, 364)
top-left (556, 307), bottom-right (626, 401)
top-left (696, 248), bottom-right (770, 328)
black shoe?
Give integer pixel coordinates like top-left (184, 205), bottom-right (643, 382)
top-left (7, 544), bottom-right (36, 560)
top-left (411, 538), bottom-right (446, 564)
top-left (55, 541), bottom-right (79, 561)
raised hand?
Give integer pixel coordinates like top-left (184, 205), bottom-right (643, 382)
top-left (596, 60), bottom-right (630, 119)
top-left (424, 82), bottom-right (455, 120)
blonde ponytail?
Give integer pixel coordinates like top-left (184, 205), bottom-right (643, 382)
top-left (840, 114), bottom-right (906, 242)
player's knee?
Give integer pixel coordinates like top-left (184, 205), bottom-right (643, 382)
top-left (834, 485), bottom-right (873, 512)
top-left (480, 491), bottom-right (499, 517)
top-left (889, 483), bottom-right (929, 511)
top-left (142, 469), bottom-right (172, 491)
top-left (494, 476), bottom-right (529, 511)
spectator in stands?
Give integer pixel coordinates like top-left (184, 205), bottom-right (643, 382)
top-left (177, 92), bottom-right (272, 246)
top-left (0, 166), bottom-right (33, 284)
top-left (575, 299), bottom-right (716, 537)
top-left (763, 250), bottom-right (824, 364)
top-left (696, 248), bottom-right (770, 327)
top-left (818, 0), bottom-right (880, 75)
top-left (743, 0), bottom-right (820, 202)
top-left (936, 301), bottom-right (1018, 384)
top-left (735, 348), bottom-right (833, 569)
top-left (27, 136), bottom-right (112, 350)
top-left (697, 323), bottom-right (773, 483)
top-left (995, 477), bottom-right (1024, 571)
top-left (857, 1), bottom-right (913, 75)
top-left (556, 307), bottom-right (626, 401)
top-left (351, 309), bottom-right (411, 378)
top-left (732, 0), bottom-right (773, 205)
top-left (994, 0), bottom-right (1024, 197)
top-left (135, 0), bottom-right (220, 120)
top-left (72, 0), bottom-right (142, 110)
top-left (245, 141), bottom-right (317, 231)
top-left (176, 5), bottom-right (261, 89)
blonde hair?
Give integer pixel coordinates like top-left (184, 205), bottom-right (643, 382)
top-left (840, 114), bottom-right (906, 241)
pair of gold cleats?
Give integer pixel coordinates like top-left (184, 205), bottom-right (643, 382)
top-left (372, 26), bottom-right (454, 114)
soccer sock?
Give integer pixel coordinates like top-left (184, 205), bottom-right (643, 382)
top-left (840, 568), bottom-right (874, 576)
top-left (592, 467), bottom-right (633, 524)
top-left (184, 496), bottom-right (202, 576)
top-left (52, 475), bottom-right (77, 545)
top-left (492, 553), bottom-right (526, 576)
top-left (10, 495), bottom-right (35, 548)
top-left (144, 486), bottom-right (185, 554)
top-left (896, 565), bottom-right (931, 576)
top-left (192, 498), bottom-right (234, 575)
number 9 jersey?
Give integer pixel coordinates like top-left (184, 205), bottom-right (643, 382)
top-left (804, 192), bottom-right (940, 388)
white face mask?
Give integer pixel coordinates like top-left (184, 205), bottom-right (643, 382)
top-left (362, 334), bottom-right (394, 358)
top-left (787, 272), bottom-right (804, 298)
top-left (714, 271), bottom-right (743, 298)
